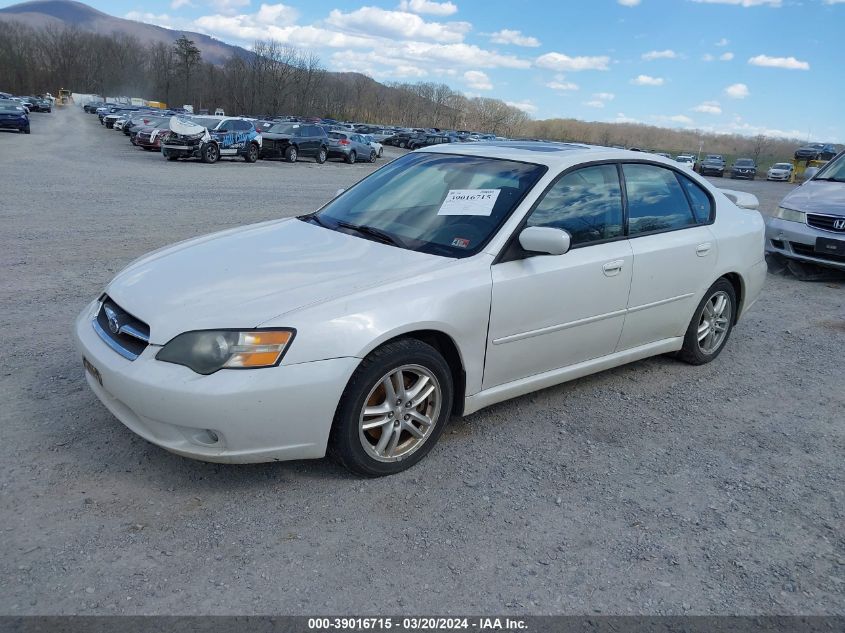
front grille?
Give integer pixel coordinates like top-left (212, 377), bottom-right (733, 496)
top-left (93, 297), bottom-right (150, 360)
top-left (807, 213), bottom-right (845, 233)
top-left (790, 242), bottom-right (845, 264)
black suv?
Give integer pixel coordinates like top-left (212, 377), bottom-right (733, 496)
top-left (259, 122), bottom-right (328, 163)
top-left (408, 133), bottom-right (456, 150)
top-left (699, 154), bottom-right (726, 177)
top-left (794, 143), bottom-right (838, 162)
top-left (730, 158), bottom-right (757, 180)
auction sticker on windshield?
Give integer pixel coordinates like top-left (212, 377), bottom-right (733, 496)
top-left (438, 189), bottom-right (500, 216)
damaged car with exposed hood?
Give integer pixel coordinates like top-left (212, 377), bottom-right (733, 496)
top-left (161, 116), bottom-right (262, 163)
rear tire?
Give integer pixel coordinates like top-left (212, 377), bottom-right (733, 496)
top-left (677, 279), bottom-right (737, 365)
top-left (201, 142), bottom-right (219, 164)
top-left (316, 147), bottom-right (327, 164)
top-left (398, 141), bottom-right (406, 149)
top-left (328, 339), bottom-right (453, 477)
top-left (284, 145), bottom-right (297, 163)
top-left (369, 150), bottom-right (377, 163)
top-left (346, 150), bottom-right (356, 164)
top-left (245, 142), bottom-right (259, 163)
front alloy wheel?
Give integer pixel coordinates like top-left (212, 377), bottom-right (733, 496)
top-left (329, 339), bottom-right (453, 476)
top-left (201, 143), bottom-right (219, 164)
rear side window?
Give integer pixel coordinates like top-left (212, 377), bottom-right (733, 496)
top-left (527, 164), bottom-right (624, 246)
top-left (623, 164), bottom-right (696, 236)
top-left (677, 175), bottom-right (713, 223)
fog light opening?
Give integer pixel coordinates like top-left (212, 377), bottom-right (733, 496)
top-left (193, 429), bottom-right (220, 446)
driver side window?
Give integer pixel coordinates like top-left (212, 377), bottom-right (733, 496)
top-left (526, 164), bottom-right (624, 247)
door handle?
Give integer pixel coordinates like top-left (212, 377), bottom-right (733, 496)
top-left (602, 260), bottom-right (624, 276)
top-left (696, 242), bottom-right (712, 257)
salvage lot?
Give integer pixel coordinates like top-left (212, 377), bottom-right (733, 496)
top-left (1, 107), bottom-right (843, 615)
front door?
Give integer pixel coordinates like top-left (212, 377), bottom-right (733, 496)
top-left (484, 163), bottom-right (633, 389)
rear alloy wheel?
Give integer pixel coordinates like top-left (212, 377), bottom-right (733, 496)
top-left (398, 141), bottom-right (406, 149)
top-left (329, 339), bottom-right (453, 476)
top-left (201, 143), bottom-right (219, 164)
top-left (245, 142), bottom-right (259, 163)
top-left (677, 279), bottom-right (736, 365)
top-left (346, 150), bottom-right (356, 164)
top-left (316, 147), bottom-right (327, 164)
top-left (284, 145), bottom-right (297, 163)
top-left (369, 151), bottom-right (377, 163)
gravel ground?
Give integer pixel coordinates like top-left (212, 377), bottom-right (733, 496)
top-left (1, 107), bottom-right (843, 616)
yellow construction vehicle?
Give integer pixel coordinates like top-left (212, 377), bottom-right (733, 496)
top-left (791, 158), bottom-right (827, 183)
top-left (57, 89), bottom-right (73, 106)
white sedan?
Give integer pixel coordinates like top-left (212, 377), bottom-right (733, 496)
top-left (74, 143), bottom-right (767, 476)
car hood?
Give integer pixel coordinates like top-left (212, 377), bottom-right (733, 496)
top-left (105, 218), bottom-right (452, 344)
top-left (781, 180), bottom-right (845, 216)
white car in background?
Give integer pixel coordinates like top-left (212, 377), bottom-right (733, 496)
top-left (74, 142), bottom-right (767, 476)
top-left (767, 162), bottom-right (794, 181)
top-left (676, 155), bottom-right (695, 170)
top-left (362, 134), bottom-right (384, 158)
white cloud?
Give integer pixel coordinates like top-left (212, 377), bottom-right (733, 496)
top-left (535, 52), bottom-right (611, 71)
top-left (719, 52), bottom-right (734, 61)
top-left (693, 100), bottom-right (722, 114)
top-left (125, 11), bottom-right (176, 27)
top-left (489, 29), bottom-right (540, 47)
top-left (584, 100), bottom-right (606, 108)
top-left (210, 0), bottom-right (250, 14)
top-left (822, 0), bottom-right (845, 3)
top-left (171, 0), bottom-right (194, 8)
top-left (546, 78), bottom-right (579, 91)
top-left (615, 112), bottom-right (640, 123)
top-left (725, 82), bottom-right (750, 98)
top-left (642, 49), bottom-right (677, 61)
top-left (667, 114), bottom-right (694, 124)
top-left (464, 70), bottom-right (492, 90)
top-left (397, 0), bottom-right (459, 15)
top-left (702, 53), bottom-right (715, 62)
top-left (748, 54), bottom-right (810, 70)
top-left (692, 0), bottom-right (781, 6)
top-left (618, 0), bottom-right (641, 5)
top-left (325, 7), bottom-right (470, 44)
top-left (630, 74), bottom-right (664, 86)
top-left (506, 100), bottom-right (537, 114)
top-left (715, 37), bottom-right (729, 46)
top-left (593, 92), bottom-right (615, 101)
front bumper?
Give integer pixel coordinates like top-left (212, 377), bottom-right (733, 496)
top-left (161, 145), bottom-right (199, 158)
top-left (0, 121), bottom-right (28, 131)
top-left (765, 217), bottom-right (845, 271)
top-left (700, 167), bottom-right (724, 176)
top-left (73, 300), bottom-right (360, 463)
top-left (731, 171), bottom-right (755, 179)
top-left (767, 173), bottom-right (790, 181)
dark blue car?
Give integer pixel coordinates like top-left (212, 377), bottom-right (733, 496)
top-left (0, 106), bottom-right (30, 134)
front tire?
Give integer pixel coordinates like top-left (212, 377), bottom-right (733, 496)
top-left (201, 142), bottom-right (219, 164)
top-left (329, 339), bottom-right (453, 476)
top-left (677, 279), bottom-right (737, 365)
top-left (369, 150), bottom-right (377, 163)
top-left (284, 145), bottom-right (297, 163)
top-left (316, 147), bottom-right (327, 164)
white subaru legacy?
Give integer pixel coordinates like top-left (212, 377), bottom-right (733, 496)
top-left (74, 142), bottom-right (767, 476)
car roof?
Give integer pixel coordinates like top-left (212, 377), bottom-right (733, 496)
top-left (418, 140), bottom-right (679, 168)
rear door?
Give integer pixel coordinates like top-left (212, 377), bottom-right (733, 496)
top-left (616, 163), bottom-right (717, 350)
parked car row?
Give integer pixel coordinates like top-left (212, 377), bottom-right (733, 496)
top-left (0, 91), bottom-right (53, 133)
top-left (86, 105), bottom-right (391, 166)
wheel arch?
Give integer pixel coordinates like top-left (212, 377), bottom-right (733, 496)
top-left (720, 272), bottom-right (745, 324)
top-left (359, 329), bottom-right (467, 416)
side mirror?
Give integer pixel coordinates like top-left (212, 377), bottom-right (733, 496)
top-left (335, 188), bottom-right (345, 197)
top-left (519, 226), bottom-right (571, 256)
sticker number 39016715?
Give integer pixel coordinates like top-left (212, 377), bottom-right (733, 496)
top-left (437, 189), bottom-right (501, 216)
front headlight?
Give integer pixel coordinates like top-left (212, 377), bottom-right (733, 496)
top-left (774, 207), bottom-right (806, 223)
top-left (156, 329), bottom-right (295, 375)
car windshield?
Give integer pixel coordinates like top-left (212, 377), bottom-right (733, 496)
top-left (189, 117), bottom-right (222, 129)
top-left (773, 163), bottom-right (791, 169)
top-left (736, 160), bottom-right (754, 166)
top-left (269, 123), bottom-right (300, 134)
top-left (310, 152), bottom-right (547, 258)
top-left (813, 152), bottom-right (845, 182)
top-left (705, 156), bottom-right (722, 161)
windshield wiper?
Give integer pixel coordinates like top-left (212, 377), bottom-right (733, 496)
top-left (299, 213), bottom-right (330, 228)
top-left (334, 220), bottom-right (406, 248)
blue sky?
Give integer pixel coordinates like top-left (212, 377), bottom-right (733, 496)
top-left (9, 0), bottom-right (844, 140)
